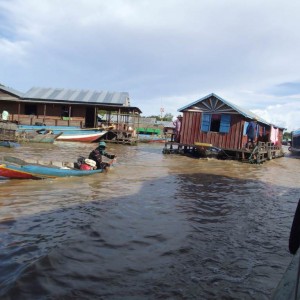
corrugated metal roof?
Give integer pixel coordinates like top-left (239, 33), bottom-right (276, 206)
top-left (0, 85), bottom-right (24, 97)
top-left (178, 93), bottom-right (276, 127)
top-left (23, 87), bottom-right (130, 105)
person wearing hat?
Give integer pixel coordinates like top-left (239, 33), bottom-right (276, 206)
top-left (88, 141), bottom-right (116, 170)
top-left (173, 115), bottom-right (183, 142)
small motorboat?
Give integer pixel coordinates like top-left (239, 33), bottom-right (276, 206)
top-left (0, 156), bottom-right (114, 179)
top-left (17, 125), bottom-right (107, 142)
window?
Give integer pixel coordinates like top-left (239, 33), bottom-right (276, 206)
top-left (210, 114), bottom-right (221, 132)
top-left (61, 106), bottom-right (69, 117)
top-left (201, 113), bottom-right (231, 133)
top-left (24, 104), bottom-right (37, 115)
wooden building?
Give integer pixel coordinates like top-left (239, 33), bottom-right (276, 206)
top-left (176, 93), bottom-right (284, 149)
top-left (0, 85), bottom-right (141, 130)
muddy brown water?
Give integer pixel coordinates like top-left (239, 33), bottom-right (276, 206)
top-left (0, 143), bottom-right (299, 299)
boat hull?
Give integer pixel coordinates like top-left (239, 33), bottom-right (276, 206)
top-left (56, 132), bottom-right (106, 142)
top-left (0, 165), bottom-right (39, 179)
top-left (17, 125), bottom-right (107, 143)
top-left (17, 132), bottom-right (63, 143)
top-left (0, 163), bottom-right (104, 179)
top-left (0, 141), bottom-right (20, 148)
top-left (289, 129), bottom-right (300, 154)
top-left (138, 134), bottom-right (169, 143)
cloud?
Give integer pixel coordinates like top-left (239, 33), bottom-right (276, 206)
top-left (1, 0), bottom-right (300, 131)
top-left (263, 82), bottom-right (300, 97)
top-left (252, 102), bottom-right (300, 131)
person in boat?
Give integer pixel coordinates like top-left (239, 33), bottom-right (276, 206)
top-left (79, 158), bottom-right (97, 170)
top-left (88, 141), bottom-right (116, 170)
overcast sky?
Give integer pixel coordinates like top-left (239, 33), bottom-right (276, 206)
top-left (1, 0), bottom-right (300, 131)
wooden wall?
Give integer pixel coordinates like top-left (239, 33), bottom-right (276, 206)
top-left (0, 99), bottom-right (87, 119)
top-left (0, 101), bottom-right (19, 114)
top-left (180, 112), bottom-right (277, 150)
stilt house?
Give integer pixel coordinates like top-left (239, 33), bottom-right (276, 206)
top-left (178, 93), bottom-right (284, 149)
top-left (0, 85), bottom-right (141, 129)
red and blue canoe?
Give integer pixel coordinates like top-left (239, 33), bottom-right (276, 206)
top-left (0, 156), bottom-right (108, 179)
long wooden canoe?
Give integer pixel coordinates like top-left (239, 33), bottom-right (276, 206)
top-left (0, 156), bottom-right (111, 179)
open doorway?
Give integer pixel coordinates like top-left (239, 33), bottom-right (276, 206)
top-left (85, 107), bottom-right (96, 128)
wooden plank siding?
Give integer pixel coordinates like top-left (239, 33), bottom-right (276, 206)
top-left (180, 112), bottom-right (247, 149)
top-left (178, 93), bottom-right (284, 151)
top-left (180, 111), bottom-right (279, 150)
top-left (0, 87), bottom-right (142, 131)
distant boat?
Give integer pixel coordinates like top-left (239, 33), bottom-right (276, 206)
top-left (57, 131), bottom-right (107, 142)
top-left (289, 129), bottom-right (300, 154)
top-left (0, 141), bottom-right (20, 148)
top-left (17, 125), bottom-right (107, 143)
top-left (0, 122), bottom-right (61, 144)
top-left (0, 156), bottom-right (113, 179)
top-left (138, 134), bottom-right (169, 143)
top-left (17, 130), bottom-right (63, 143)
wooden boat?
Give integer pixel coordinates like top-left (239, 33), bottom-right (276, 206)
top-left (194, 142), bottom-right (222, 158)
top-left (194, 142), bottom-right (213, 147)
top-left (0, 122), bottom-right (62, 144)
top-left (289, 129), bottom-right (300, 155)
top-left (57, 130), bottom-right (107, 142)
top-left (0, 156), bottom-right (112, 179)
top-left (272, 200), bottom-right (300, 299)
top-left (138, 134), bottom-right (169, 143)
top-left (17, 125), bottom-right (107, 142)
top-left (16, 130), bottom-right (63, 143)
top-left (0, 141), bottom-right (20, 148)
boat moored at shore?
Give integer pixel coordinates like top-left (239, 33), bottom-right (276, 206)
top-left (17, 125), bottom-right (107, 142)
top-left (289, 129), bottom-right (300, 155)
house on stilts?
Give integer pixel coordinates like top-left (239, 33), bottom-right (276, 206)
top-left (0, 84), bottom-right (142, 144)
top-left (163, 93), bottom-right (285, 163)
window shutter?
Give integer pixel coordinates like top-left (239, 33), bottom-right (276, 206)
top-left (201, 114), bottom-right (211, 132)
top-left (219, 115), bottom-right (231, 133)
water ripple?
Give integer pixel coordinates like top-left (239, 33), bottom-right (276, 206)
top-left (0, 144), bottom-right (299, 299)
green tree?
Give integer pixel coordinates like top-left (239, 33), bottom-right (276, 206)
top-left (283, 131), bottom-right (291, 140)
top-left (146, 113), bottom-right (174, 121)
top-left (163, 113), bottom-right (173, 121)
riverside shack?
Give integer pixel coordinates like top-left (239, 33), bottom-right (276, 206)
top-left (164, 93), bottom-right (285, 162)
top-left (0, 85), bottom-right (141, 130)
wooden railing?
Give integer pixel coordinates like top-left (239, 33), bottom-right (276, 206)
top-left (9, 114), bottom-right (85, 127)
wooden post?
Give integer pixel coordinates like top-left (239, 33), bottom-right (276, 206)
top-left (43, 104), bottom-right (46, 124)
top-left (94, 106), bottom-right (97, 128)
top-left (17, 102), bottom-right (21, 123)
top-left (68, 106), bottom-right (71, 126)
top-left (267, 149), bottom-right (272, 160)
